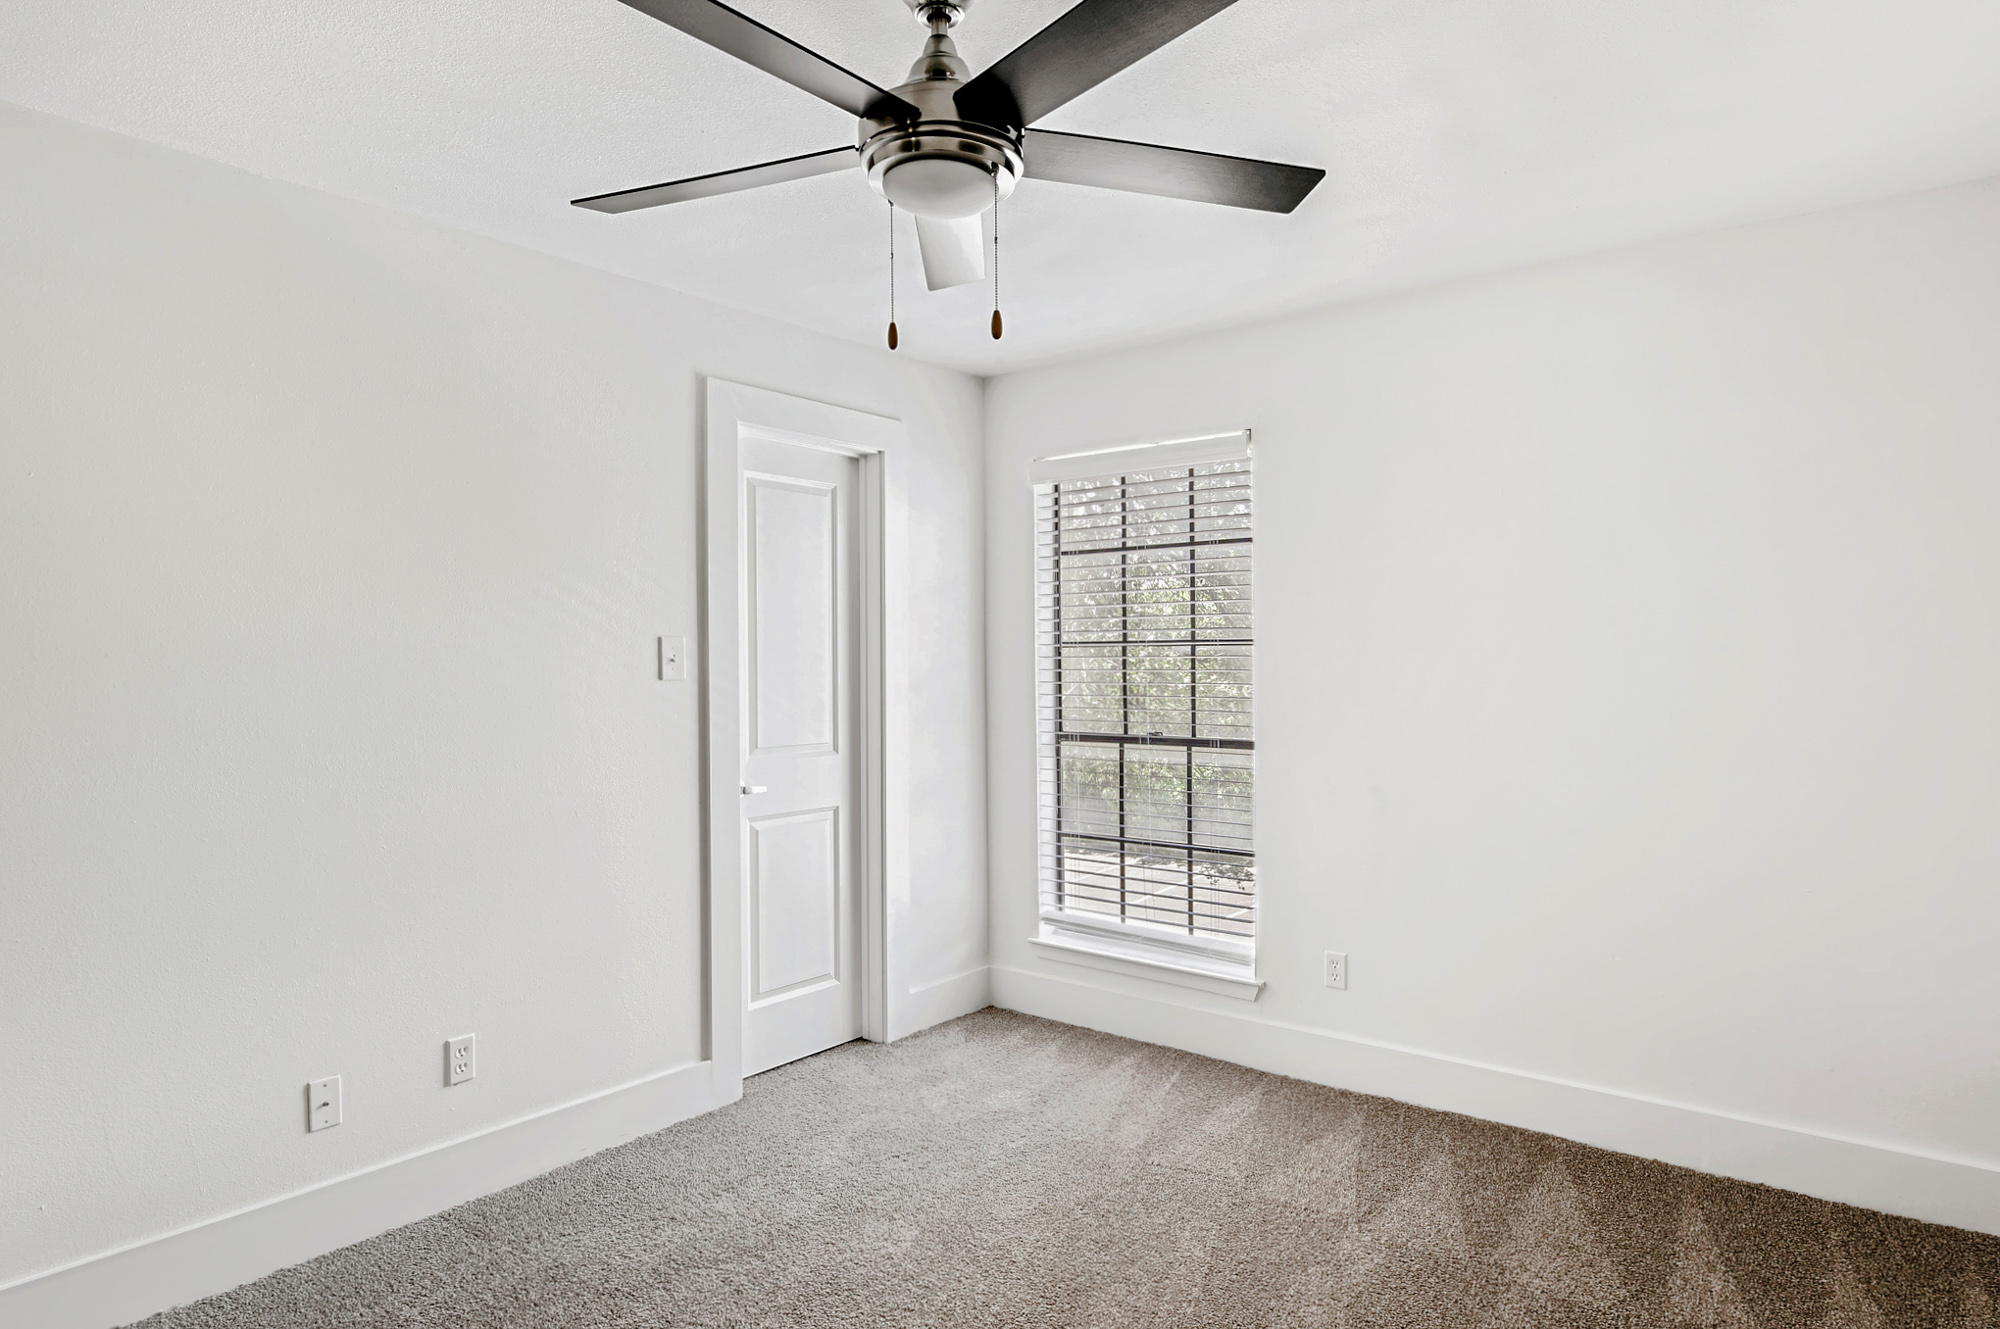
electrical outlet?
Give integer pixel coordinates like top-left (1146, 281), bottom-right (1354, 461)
top-left (445, 1034), bottom-right (476, 1086)
top-left (1323, 951), bottom-right (1349, 990)
top-left (307, 1075), bottom-right (342, 1131)
top-left (657, 635), bottom-right (686, 682)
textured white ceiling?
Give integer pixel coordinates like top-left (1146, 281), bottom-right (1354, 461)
top-left (3, 0), bottom-right (1998, 373)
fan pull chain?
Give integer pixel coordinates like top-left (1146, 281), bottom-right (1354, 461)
top-left (886, 201), bottom-right (899, 352)
top-left (990, 169), bottom-right (1003, 340)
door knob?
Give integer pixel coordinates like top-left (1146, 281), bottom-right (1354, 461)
top-left (741, 785), bottom-right (769, 795)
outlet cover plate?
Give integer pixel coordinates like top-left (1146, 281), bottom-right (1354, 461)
top-left (446, 1034), bottom-right (476, 1086)
top-left (307, 1075), bottom-right (342, 1131)
top-left (1324, 951), bottom-right (1349, 990)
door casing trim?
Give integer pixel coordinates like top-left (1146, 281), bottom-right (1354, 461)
top-left (703, 379), bottom-right (905, 1086)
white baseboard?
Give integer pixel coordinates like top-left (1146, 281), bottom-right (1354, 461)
top-left (894, 966), bottom-right (991, 1041)
top-left (0, 1060), bottom-right (732, 1329)
top-left (991, 964), bottom-right (2000, 1237)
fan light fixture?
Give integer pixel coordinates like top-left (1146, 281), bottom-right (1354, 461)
top-left (880, 159), bottom-right (997, 220)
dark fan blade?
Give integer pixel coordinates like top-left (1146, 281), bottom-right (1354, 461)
top-left (955, 0), bottom-right (1240, 129)
top-left (573, 146), bottom-right (858, 213)
top-left (1023, 129), bottom-right (1324, 213)
top-left (614, 0), bottom-right (918, 120)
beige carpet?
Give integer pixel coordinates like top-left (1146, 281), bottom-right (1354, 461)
top-left (134, 1009), bottom-right (1998, 1328)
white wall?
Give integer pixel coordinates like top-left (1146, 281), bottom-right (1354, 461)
top-left (984, 177), bottom-right (2000, 1231)
top-left (0, 99), bottom-right (986, 1295)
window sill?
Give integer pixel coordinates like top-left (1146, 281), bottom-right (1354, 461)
top-left (1029, 917), bottom-right (1263, 1002)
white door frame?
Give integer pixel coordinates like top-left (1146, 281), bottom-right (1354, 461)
top-left (702, 379), bottom-right (907, 1090)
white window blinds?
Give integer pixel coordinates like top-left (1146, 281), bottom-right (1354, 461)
top-left (1034, 437), bottom-right (1254, 947)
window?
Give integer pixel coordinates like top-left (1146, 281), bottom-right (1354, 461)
top-left (1030, 432), bottom-right (1258, 998)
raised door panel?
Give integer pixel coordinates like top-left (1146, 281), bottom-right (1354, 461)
top-left (748, 808), bottom-right (841, 1002)
top-left (746, 475), bottom-right (838, 756)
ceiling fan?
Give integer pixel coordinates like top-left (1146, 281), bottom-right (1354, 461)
top-left (572, 0), bottom-right (1325, 339)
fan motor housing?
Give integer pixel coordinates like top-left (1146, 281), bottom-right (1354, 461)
top-left (860, 78), bottom-right (1021, 220)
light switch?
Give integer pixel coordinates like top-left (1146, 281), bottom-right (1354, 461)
top-left (657, 635), bottom-right (687, 683)
top-left (307, 1075), bottom-right (342, 1132)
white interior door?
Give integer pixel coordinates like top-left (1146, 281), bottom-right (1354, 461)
top-left (739, 435), bottom-right (863, 1075)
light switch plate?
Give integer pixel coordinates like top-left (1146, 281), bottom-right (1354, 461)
top-left (307, 1075), bottom-right (342, 1131)
top-left (657, 635), bottom-right (687, 682)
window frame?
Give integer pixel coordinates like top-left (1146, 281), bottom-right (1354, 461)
top-left (1027, 432), bottom-right (1262, 1001)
